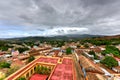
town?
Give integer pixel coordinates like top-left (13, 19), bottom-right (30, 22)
top-left (0, 0), bottom-right (120, 80)
top-left (0, 36), bottom-right (120, 80)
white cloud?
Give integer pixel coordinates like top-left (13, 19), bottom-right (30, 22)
top-left (0, 0), bottom-right (120, 38)
top-left (43, 27), bottom-right (89, 36)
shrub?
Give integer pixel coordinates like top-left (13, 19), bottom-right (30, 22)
top-left (6, 66), bottom-right (20, 77)
top-left (27, 56), bottom-right (35, 63)
top-left (35, 66), bottom-right (51, 75)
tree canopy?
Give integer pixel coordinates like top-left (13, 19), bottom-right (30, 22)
top-left (27, 56), bottom-right (35, 63)
top-left (66, 47), bottom-right (72, 55)
top-left (0, 62), bottom-right (11, 68)
top-left (101, 45), bottom-right (120, 57)
top-left (100, 56), bottom-right (118, 68)
top-left (17, 77), bottom-right (26, 80)
top-left (88, 51), bottom-right (98, 59)
top-left (16, 47), bottom-right (29, 53)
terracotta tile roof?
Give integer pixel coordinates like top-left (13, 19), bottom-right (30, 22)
top-left (7, 59), bottom-right (38, 80)
top-left (18, 55), bottom-right (29, 60)
top-left (87, 72), bottom-right (107, 80)
top-left (79, 55), bottom-right (104, 74)
top-left (114, 66), bottom-right (120, 70)
top-left (37, 57), bottom-right (58, 64)
top-left (0, 52), bottom-right (5, 55)
top-left (114, 57), bottom-right (120, 61)
top-left (6, 57), bottom-right (76, 80)
top-left (90, 47), bottom-right (102, 53)
top-left (11, 59), bottom-right (25, 67)
top-left (53, 50), bottom-right (60, 57)
top-left (75, 49), bottom-right (83, 56)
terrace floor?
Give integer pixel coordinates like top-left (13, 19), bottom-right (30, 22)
top-left (30, 74), bottom-right (48, 80)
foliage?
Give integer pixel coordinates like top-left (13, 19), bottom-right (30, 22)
top-left (77, 45), bottom-right (81, 48)
top-left (27, 56), bottom-right (35, 63)
top-left (100, 56), bottom-right (118, 68)
top-left (84, 44), bottom-right (89, 48)
top-left (6, 66), bottom-right (20, 77)
top-left (24, 41), bottom-right (34, 47)
top-left (101, 45), bottom-right (120, 57)
top-left (46, 40), bottom-right (65, 47)
top-left (17, 77), bottom-right (26, 80)
top-left (0, 78), bottom-right (5, 80)
top-left (35, 66), bottom-right (51, 75)
top-left (0, 46), bottom-right (8, 51)
top-left (0, 72), bottom-right (5, 80)
top-left (81, 38), bottom-right (120, 46)
top-left (89, 51), bottom-right (98, 59)
top-left (0, 41), bottom-right (14, 51)
top-left (89, 51), bottom-right (95, 55)
top-left (66, 47), bottom-right (72, 55)
top-left (0, 62), bottom-right (11, 68)
top-left (16, 47), bottom-right (29, 53)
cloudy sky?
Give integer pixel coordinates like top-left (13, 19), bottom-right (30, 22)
top-left (0, 0), bottom-right (120, 38)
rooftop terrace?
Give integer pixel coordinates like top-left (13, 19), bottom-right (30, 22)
top-left (49, 58), bottom-right (74, 80)
top-left (6, 56), bottom-right (76, 80)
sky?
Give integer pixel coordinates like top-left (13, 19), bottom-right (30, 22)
top-left (0, 0), bottom-right (120, 38)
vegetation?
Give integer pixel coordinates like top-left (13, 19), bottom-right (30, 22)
top-left (0, 72), bottom-right (5, 80)
top-left (27, 56), bottom-right (35, 63)
top-left (100, 56), bottom-right (118, 68)
top-left (81, 38), bottom-right (120, 46)
top-left (88, 51), bottom-right (98, 59)
top-left (0, 78), bottom-right (5, 80)
top-left (84, 43), bottom-right (89, 48)
top-left (0, 62), bottom-right (11, 68)
top-left (6, 66), bottom-right (20, 77)
top-left (35, 66), bottom-right (51, 75)
top-left (101, 45), bottom-right (120, 57)
top-left (77, 45), bottom-right (81, 48)
top-left (0, 46), bottom-right (8, 51)
top-left (66, 47), bottom-right (72, 55)
top-left (24, 41), bottom-right (34, 47)
top-left (17, 77), bottom-right (26, 80)
top-left (46, 40), bottom-right (65, 47)
top-left (0, 40), bottom-right (14, 51)
top-left (16, 47), bottom-right (29, 53)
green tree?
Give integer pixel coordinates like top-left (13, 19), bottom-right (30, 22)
top-left (16, 47), bottom-right (29, 53)
top-left (17, 77), bottom-right (26, 80)
top-left (89, 51), bottom-right (98, 59)
top-left (100, 56), bottom-right (118, 68)
top-left (101, 45), bottom-right (120, 57)
top-left (77, 45), bottom-right (81, 48)
top-left (66, 47), bottom-right (72, 55)
top-left (0, 62), bottom-right (11, 68)
top-left (27, 56), bottom-right (35, 63)
top-left (84, 44), bottom-right (89, 48)
top-left (89, 51), bottom-right (95, 55)
top-left (0, 46), bottom-right (8, 51)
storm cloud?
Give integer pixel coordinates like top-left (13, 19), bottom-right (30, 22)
top-left (0, 0), bottom-right (120, 38)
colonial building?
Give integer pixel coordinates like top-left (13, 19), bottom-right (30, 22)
top-left (5, 56), bottom-right (76, 80)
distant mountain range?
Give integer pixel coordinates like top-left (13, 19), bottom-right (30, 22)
top-left (1, 34), bottom-right (120, 41)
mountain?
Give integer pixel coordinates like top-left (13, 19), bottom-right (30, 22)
top-left (4, 34), bottom-right (102, 41)
top-left (1, 34), bottom-right (120, 42)
top-left (94, 34), bottom-right (120, 40)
